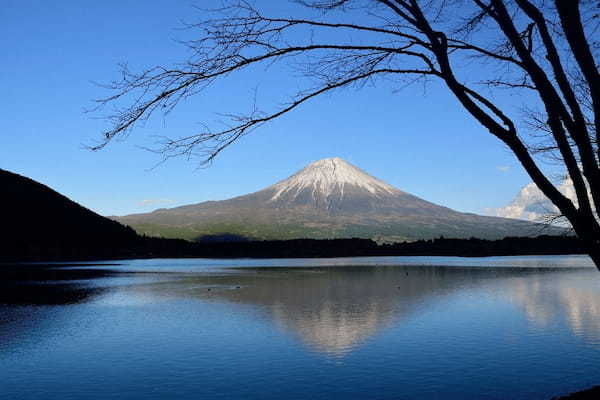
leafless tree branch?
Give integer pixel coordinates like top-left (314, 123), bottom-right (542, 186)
top-left (91, 0), bottom-right (600, 266)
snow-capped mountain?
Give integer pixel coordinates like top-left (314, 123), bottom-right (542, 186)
top-left (260, 157), bottom-right (455, 216)
top-left (116, 157), bottom-right (564, 241)
top-left (269, 157), bottom-right (398, 202)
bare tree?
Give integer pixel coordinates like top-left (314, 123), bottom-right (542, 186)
top-left (92, 0), bottom-right (600, 268)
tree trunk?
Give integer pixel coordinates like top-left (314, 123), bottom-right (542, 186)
top-left (580, 229), bottom-right (600, 270)
top-left (571, 219), bottom-right (600, 270)
top-left (589, 247), bottom-right (600, 271)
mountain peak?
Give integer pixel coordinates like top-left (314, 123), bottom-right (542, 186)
top-left (310, 156), bottom-right (345, 165)
top-left (116, 157), bottom-right (565, 242)
top-left (268, 157), bottom-right (399, 202)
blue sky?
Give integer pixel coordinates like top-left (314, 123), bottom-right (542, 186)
top-left (2, 1), bottom-right (539, 216)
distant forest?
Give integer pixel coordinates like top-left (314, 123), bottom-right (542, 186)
top-left (1, 234), bottom-right (585, 262)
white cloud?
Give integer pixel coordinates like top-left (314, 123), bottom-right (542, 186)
top-left (486, 178), bottom-right (576, 224)
top-left (138, 198), bottom-right (175, 207)
top-left (497, 166), bottom-right (511, 172)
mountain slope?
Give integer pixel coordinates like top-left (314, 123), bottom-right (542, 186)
top-left (1, 168), bottom-right (139, 259)
top-left (116, 158), bottom-right (564, 242)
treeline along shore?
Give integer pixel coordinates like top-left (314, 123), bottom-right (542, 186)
top-left (0, 235), bottom-right (586, 263)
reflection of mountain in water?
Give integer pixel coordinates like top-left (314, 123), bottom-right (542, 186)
top-left (157, 266), bottom-right (518, 354)
top-left (6, 263), bottom-right (599, 358)
top-left (235, 267), bottom-right (431, 355)
top-left (270, 297), bottom-right (390, 355)
top-left (150, 266), bottom-right (600, 354)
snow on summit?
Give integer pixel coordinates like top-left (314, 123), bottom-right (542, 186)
top-left (269, 157), bottom-right (399, 201)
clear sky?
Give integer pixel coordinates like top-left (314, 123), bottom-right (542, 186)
top-left (2, 0), bottom-right (542, 217)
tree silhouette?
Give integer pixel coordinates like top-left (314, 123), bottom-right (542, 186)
top-left (92, 0), bottom-right (600, 268)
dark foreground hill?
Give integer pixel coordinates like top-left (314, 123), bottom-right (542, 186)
top-left (0, 168), bottom-right (140, 260)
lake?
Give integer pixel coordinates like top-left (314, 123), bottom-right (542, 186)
top-left (1, 255), bottom-right (600, 399)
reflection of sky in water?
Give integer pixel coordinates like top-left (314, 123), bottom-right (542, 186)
top-left (2, 256), bottom-right (600, 400)
top-left (507, 272), bottom-right (600, 347)
top-left (48, 254), bottom-right (595, 271)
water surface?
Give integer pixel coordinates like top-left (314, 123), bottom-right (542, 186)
top-left (1, 255), bottom-right (599, 399)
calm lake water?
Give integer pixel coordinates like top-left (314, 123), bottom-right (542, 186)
top-left (1, 255), bottom-right (600, 399)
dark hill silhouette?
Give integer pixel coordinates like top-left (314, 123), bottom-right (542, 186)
top-left (0, 168), bottom-right (140, 260)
